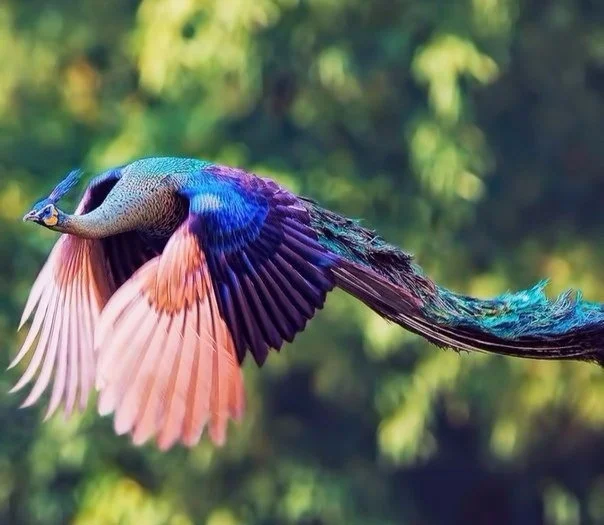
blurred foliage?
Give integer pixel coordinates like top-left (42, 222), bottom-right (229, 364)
top-left (1, 0), bottom-right (604, 523)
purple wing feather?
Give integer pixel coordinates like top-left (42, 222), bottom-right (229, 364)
top-left (179, 165), bottom-right (338, 365)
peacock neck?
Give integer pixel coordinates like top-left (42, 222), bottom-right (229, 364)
top-left (60, 206), bottom-right (139, 239)
top-left (57, 182), bottom-right (186, 240)
top-left (59, 187), bottom-right (153, 239)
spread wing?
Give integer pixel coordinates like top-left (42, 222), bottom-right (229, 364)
top-left (12, 170), bottom-right (159, 418)
top-left (95, 223), bottom-right (245, 450)
top-left (183, 166), bottom-right (337, 365)
top-left (94, 165), bottom-right (337, 449)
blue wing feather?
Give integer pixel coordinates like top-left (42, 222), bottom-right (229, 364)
top-left (178, 165), bottom-right (337, 365)
top-left (182, 176), bottom-right (269, 253)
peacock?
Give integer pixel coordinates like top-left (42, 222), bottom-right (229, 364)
top-left (14, 156), bottom-right (604, 450)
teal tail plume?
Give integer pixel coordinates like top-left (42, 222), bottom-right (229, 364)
top-left (306, 201), bottom-right (604, 365)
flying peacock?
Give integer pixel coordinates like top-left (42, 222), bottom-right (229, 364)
top-left (14, 157), bottom-right (604, 450)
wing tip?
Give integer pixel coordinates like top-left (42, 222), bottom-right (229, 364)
top-left (11, 233), bottom-right (108, 431)
top-left (7, 359), bottom-right (21, 371)
top-left (9, 375), bottom-right (31, 395)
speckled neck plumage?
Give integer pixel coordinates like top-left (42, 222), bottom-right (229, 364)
top-left (61, 159), bottom-right (203, 239)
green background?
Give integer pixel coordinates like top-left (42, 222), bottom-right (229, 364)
top-left (1, 0), bottom-right (604, 523)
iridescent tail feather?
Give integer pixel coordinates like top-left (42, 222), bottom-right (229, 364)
top-left (307, 201), bottom-right (604, 365)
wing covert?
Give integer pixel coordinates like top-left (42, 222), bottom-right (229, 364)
top-left (178, 165), bottom-right (337, 365)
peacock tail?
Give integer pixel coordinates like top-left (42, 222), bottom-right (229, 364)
top-left (305, 200), bottom-right (604, 364)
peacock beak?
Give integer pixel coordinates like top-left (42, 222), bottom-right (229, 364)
top-left (23, 210), bottom-right (38, 222)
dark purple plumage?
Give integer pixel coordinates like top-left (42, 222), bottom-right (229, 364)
top-left (193, 165), bottom-right (336, 364)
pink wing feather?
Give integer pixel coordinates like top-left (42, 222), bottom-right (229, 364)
top-left (95, 223), bottom-right (245, 450)
top-left (12, 172), bottom-right (121, 418)
top-left (11, 234), bottom-right (114, 418)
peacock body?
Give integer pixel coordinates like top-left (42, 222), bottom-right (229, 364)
top-left (15, 156), bottom-right (604, 450)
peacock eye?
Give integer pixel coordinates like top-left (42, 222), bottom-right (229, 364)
top-left (40, 205), bottom-right (58, 226)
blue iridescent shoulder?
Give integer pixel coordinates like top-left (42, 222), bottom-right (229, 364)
top-left (176, 163), bottom-right (278, 206)
top-left (175, 165), bottom-right (271, 253)
top-left (170, 163), bottom-right (336, 365)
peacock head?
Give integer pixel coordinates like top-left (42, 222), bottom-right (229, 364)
top-left (23, 169), bottom-right (81, 230)
top-left (23, 199), bottom-right (63, 228)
